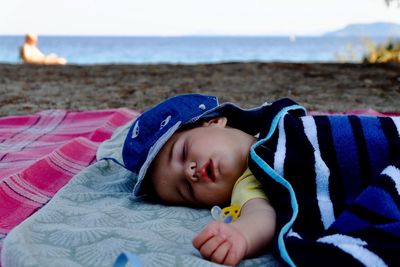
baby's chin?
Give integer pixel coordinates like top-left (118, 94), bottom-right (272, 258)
top-left (216, 170), bottom-right (233, 185)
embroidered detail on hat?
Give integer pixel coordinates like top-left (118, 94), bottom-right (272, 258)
top-left (131, 121), bottom-right (140, 139)
top-left (199, 104), bottom-right (206, 110)
top-left (160, 115), bottom-right (171, 129)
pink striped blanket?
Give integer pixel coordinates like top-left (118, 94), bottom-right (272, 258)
top-left (0, 106), bottom-right (397, 261)
top-left (0, 108), bottom-right (139, 253)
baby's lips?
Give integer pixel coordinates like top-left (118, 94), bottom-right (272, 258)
top-left (208, 160), bottom-right (216, 182)
top-left (199, 160), bottom-right (215, 182)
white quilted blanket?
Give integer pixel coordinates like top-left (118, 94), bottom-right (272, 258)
top-left (1, 159), bottom-right (282, 267)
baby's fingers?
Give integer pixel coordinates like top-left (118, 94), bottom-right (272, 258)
top-left (198, 235), bottom-right (226, 259)
top-left (192, 221), bottom-right (220, 249)
top-left (210, 240), bottom-right (231, 265)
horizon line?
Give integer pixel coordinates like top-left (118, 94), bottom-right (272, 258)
top-left (1, 33), bottom-right (398, 38)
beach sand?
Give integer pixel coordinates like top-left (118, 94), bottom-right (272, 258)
top-left (0, 62), bottom-right (399, 116)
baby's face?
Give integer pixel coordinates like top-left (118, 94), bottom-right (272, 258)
top-left (149, 117), bottom-right (256, 207)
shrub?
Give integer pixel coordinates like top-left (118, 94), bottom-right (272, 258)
top-left (363, 39), bottom-right (400, 63)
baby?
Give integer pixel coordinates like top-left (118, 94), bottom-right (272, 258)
top-left (148, 116), bottom-right (276, 265)
top-left (112, 93), bottom-right (400, 267)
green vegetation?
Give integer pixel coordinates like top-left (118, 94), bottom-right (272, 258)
top-left (336, 38), bottom-right (400, 63)
top-left (363, 39), bottom-right (400, 63)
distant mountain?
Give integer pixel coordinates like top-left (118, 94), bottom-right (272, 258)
top-left (324, 22), bottom-right (400, 37)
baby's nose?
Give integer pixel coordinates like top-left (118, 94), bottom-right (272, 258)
top-left (185, 161), bottom-right (198, 182)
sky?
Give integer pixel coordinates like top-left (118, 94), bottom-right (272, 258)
top-left (1, 0), bottom-right (400, 36)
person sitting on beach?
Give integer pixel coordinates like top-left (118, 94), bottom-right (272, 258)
top-left (20, 33), bottom-right (67, 65)
top-left (112, 94), bottom-right (400, 266)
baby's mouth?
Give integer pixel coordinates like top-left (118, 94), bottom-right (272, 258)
top-left (207, 160), bottom-right (216, 182)
top-left (200, 160), bottom-right (215, 182)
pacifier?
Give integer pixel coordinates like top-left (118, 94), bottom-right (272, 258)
top-left (211, 205), bottom-right (241, 224)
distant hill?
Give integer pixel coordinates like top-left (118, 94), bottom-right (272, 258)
top-left (324, 22), bottom-right (400, 37)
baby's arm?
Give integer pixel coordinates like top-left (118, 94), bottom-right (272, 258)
top-left (192, 198), bottom-right (276, 266)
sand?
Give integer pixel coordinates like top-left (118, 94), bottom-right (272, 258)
top-left (0, 62), bottom-right (399, 116)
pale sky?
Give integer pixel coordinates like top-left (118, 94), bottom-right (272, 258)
top-left (1, 0), bottom-right (399, 36)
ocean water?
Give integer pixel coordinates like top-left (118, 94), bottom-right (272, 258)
top-left (0, 35), bottom-right (392, 64)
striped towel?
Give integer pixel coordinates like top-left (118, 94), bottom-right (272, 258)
top-left (249, 99), bottom-right (400, 267)
top-left (0, 108), bottom-right (139, 254)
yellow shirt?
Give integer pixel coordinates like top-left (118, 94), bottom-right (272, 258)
top-left (231, 168), bottom-right (268, 208)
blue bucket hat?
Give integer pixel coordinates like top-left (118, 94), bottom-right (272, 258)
top-left (122, 94), bottom-right (219, 195)
top-left (97, 93), bottom-right (302, 196)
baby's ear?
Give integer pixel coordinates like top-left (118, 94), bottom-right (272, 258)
top-left (201, 117), bottom-right (228, 128)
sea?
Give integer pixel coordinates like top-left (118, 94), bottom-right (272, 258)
top-left (0, 35), bottom-right (394, 64)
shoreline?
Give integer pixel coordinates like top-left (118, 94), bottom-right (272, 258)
top-left (0, 62), bottom-right (399, 116)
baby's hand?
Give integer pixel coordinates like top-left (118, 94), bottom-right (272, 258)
top-left (192, 220), bottom-right (247, 266)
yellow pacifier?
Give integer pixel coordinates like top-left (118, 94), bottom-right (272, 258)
top-left (211, 205), bottom-right (241, 224)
